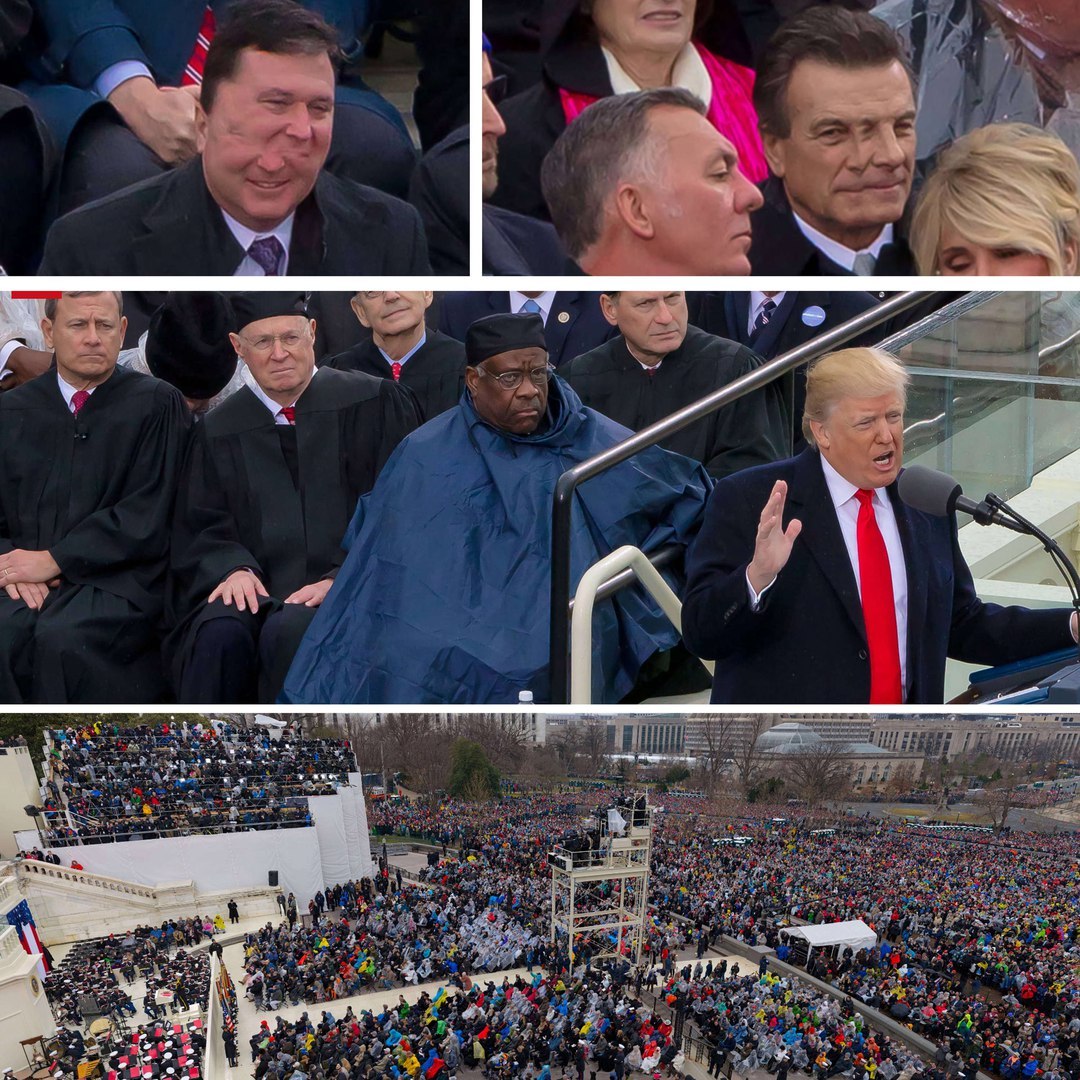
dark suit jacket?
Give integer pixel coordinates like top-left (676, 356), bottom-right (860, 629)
top-left (689, 291), bottom-right (884, 449)
top-left (22, 1), bottom-right (388, 150)
top-left (748, 178), bottom-right (915, 277)
top-left (39, 156), bottom-right (430, 276)
top-left (437, 291), bottom-right (616, 366)
top-left (410, 124), bottom-right (470, 275)
top-left (483, 204), bottom-right (570, 275)
top-left (681, 448), bottom-right (1074, 705)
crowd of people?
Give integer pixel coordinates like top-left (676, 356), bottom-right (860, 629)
top-left (3, 288), bottom-right (1080, 707)
top-left (0, 0), bottom-right (466, 276)
top-left (481, 1), bottom-right (1080, 276)
top-left (365, 791), bottom-right (1079, 1080)
top-left (38, 720), bottom-right (354, 844)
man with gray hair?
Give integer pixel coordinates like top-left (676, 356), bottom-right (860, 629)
top-left (541, 87), bottom-right (763, 275)
top-left (0, 290), bottom-right (190, 702)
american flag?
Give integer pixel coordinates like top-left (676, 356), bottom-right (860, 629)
top-left (6, 899), bottom-right (48, 977)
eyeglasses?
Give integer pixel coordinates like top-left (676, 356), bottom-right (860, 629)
top-left (483, 74), bottom-right (509, 106)
top-left (239, 329), bottom-right (310, 354)
top-left (476, 365), bottom-right (554, 391)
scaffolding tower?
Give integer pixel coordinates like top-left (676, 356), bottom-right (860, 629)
top-left (549, 794), bottom-right (654, 975)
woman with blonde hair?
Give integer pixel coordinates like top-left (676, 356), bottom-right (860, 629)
top-left (911, 122), bottom-right (1080, 275)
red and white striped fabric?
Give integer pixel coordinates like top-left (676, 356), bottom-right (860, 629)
top-left (181, 4), bottom-right (217, 87)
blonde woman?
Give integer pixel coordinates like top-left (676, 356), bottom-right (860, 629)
top-left (912, 123), bottom-right (1080, 275)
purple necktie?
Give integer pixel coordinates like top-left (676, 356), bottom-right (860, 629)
top-left (247, 235), bottom-right (284, 276)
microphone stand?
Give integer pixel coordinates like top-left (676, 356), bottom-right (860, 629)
top-left (983, 492), bottom-right (1080, 664)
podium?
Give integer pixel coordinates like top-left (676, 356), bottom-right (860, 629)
top-left (956, 647), bottom-right (1080, 704)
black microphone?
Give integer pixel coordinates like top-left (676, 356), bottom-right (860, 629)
top-left (897, 465), bottom-right (1026, 534)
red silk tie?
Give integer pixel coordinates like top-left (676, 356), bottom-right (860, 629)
top-left (855, 489), bottom-right (903, 704)
top-left (181, 5), bottom-right (216, 87)
top-left (280, 406), bottom-right (296, 425)
top-left (391, 362), bottom-right (402, 381)
top-left (71, 389), bottom-right (90, 416)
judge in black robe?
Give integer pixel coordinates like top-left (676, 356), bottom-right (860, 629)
top-left (323, 291), bottom-right (466, 422)
top-left (0, 315), bottom-right (189, 703)
top-left (561, 293), bottom-right (790, 480)
top-left (167, 295), bottom-right (421, 703)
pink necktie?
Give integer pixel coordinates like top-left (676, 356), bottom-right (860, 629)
top-left (71, 389), bottom-right (90, 416)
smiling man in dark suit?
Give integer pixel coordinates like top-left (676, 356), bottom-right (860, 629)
top-left (682, 348), bottom-right (1078, 705)
top-left (38, 0), bottom-right (428, 286)
top-left (438, 291), bottom-right (616, 368)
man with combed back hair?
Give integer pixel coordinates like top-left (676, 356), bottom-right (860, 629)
top-left (0, 291), bottom-right (190, 703)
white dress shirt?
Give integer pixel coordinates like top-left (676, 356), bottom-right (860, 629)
top-left (57, 373), bottom-right (96, 411)
top-left (244, 366), bottom-right (320, 423)
top-left (0, 338), bottom-right (24, 382)
top-left (792, 214), bottom-right (893, 273)
top-left (222, 210), bottom-right (295, 276)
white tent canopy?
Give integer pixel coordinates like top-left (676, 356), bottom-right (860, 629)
top-left (780, 919), bottom-right (878, 954)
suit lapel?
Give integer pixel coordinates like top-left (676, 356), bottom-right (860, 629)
top-left (750, 293), bottom-right (791, 356)
top-left (729, 293), bottom-right (750, 346)
top-left (130, 159), bottom-right (245, 275)
top-left (545, 292), bottom-right (579, 360)
top-left (788, 449), bottom-right (865, 639)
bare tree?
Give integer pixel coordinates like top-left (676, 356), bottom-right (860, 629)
top-left (694, 714), bottom-right (739, 796)
top-left (975, 777), bottom-right (1023, 832)
top-left (578, 720), bottom-right (611, 777)
top-left (549, 724), bottom-right (582, 771)
top-left (783, 743), bottom-right (854, 811)
top-left (732, 713), bottom-right (770, 793)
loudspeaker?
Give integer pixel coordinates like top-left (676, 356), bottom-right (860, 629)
top-left (268, 870), bottom-right (279, 887)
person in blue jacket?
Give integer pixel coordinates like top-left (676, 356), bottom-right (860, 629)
top-left (281, 311), bottom-right (713, 705)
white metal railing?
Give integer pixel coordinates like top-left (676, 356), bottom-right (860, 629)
top-left (16, 858), bottom-right (159, 901)
top-left (569, 545), bottom-right (713, 704)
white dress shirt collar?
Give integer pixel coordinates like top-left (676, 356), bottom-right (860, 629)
top-left (244, 366), bottom-right (319, 424)
top-left (57, 373), bottom-right (96, 411)
top-left (792, 214), bottom-right (893, 273)
top-left (222, 210), bottom-right (295, 276)
top-left (748, 292), bottom-right (786, 338)
top-left (509, 292), bottom-right (555, 324)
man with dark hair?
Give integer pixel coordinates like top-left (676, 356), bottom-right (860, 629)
top-left (326, 291), bottom-right (465, 422)
top-left (282, 312), bottom-right (712, 705)
top-left (21, 0), bottom-right (414, 215)
top-left (748, 6), bottom-right (917, 276)
top-left (0, 291), bottom-right (190, 703)
top-left (167, 293), bottom-right (421, 704)
top-left (38, 0), bottom-right (429, 289)
top-left (563, 291), bottom-right (789, 479)
top-left (541, 88), bottom-right (763, 275)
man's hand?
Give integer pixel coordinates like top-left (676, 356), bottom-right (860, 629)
top-left (747, 480), bottom-right (803, 595)
top-left (4, 581), bottom-right (52, 611)
top-left (107, 77), bottom-right (199, 164)
top-left (0, 549), bottom-right (61, 585)
top-left (1, 347), bottom-right (52, 389)
top-left (284, 579), bottom-right (333, 607)
top-left (208, 569), bottom-right (269, 613)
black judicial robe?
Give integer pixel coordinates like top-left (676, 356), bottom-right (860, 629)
top-left (166, 366), bottom-right (421, 673)
top-left (561, 325), bottom-right (791, 479)
top-left (324, 330), bottom-right (466, 421)
top-left (0, 366), bottom-right (190, 703)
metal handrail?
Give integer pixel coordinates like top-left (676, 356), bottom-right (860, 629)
top-left (548, 289), bottom-right (947, 703)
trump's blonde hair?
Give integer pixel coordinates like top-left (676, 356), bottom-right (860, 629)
top-left (911, 123), bottom-right (1080, 276)
top-left (802, 348), bottom-right (909, 448)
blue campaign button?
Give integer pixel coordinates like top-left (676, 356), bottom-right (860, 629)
top-left (801, 305), bottom-right (826, 327)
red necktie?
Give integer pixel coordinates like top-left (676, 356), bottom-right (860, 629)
top-left (71, 389), bottom-right (90, 416)
top-left (391, 362), bottom-right (402, 382)
top-left (280, 406), bottom-right (296, 425)
top-left (181, 5), bottom-right (216, 87)
top-left (855, 489), bottom-right (902, 704)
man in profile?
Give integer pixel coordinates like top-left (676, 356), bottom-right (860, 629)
top-left (282, 313), bottom-right (712, 705)
top-left (39, 0), bottom-right (429, 288)
top-left (168, 293), bottom-right (420, 704)
top-left (541, 88), bottom-right (764, 276)
top-left (325, 291), bottom-right (465, 422)
top-left (681, 349), bottom-right (1077, 705)
top-left (0, 291), bottom-right (190, 703)
top-left (748, 6), bottom-right (917, 276)
top-left (562, 291), bottom-right (789, 478)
